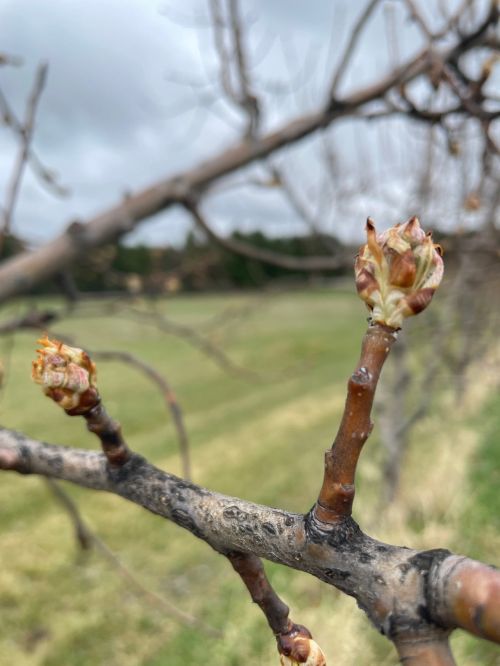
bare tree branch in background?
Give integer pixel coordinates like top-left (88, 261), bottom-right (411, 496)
top-left (0, 5), bottom-right (496, 302)
top-left (0, 84), bottom-right (69, 200)
top-left (44, 478), bottom-right (220, 636)
top-left (209, 0), bottom-right (260, 138)
top-left (0, 63), bottom-right (48, 255)
top-left (329, 0), bottom-right (382, 97)
top-left (118, 304), bottom-right (260, 380)
top-left (185, 199), bottom-right (348, 271)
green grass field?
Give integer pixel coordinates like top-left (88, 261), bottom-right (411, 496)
top-left (0, 289), bottom-right (498, 665)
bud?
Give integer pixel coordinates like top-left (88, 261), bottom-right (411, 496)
top-left (278, 624), bottom-right (327, 666)
top-left (355, 217), bottom-right (443, 329)
top-left (32, 336), bottom-right (99, 413)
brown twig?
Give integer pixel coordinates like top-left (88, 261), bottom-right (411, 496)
top-left (91, 349), bottom-right (191, 480)
top-left (227, 551), bottom-right (290, 634)
top-left (209, 0), bottom-right (238, 103)
top-left (227, 0), bottom-right (260, 138)
top-left (209, 0), bottom-right (260, 138)
top-left (228, 550), bottom-right (325, 661)
top-left (78, 401), bottom-right (131, 466)
top-left (44, 477), bottom-right (93, 550)
top-left (315, 323), bottom-right (398, 522)
top-left (32, 337), bottom-right (131, 466)
top-left (403, 0), bottom-right (434, 41)
top-left (0, 85), bottom-right (69, 197)
top-left (329, 0), bottom-right (381, 98)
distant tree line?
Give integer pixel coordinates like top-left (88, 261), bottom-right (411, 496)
top-left (1, 230), bottom-right (348, 295)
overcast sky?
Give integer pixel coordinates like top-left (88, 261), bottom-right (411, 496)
top-left (0, 0), bottom-right (494, 249)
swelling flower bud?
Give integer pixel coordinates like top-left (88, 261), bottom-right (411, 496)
top-left (355, 217), bottom-right (443, 329)
top-left (278, 624), bottom-right (327, 665)
top-left (32, 336), bottom-right (99, 413)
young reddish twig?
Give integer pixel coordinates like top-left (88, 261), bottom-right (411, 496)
top-left (228, 551), bottom-right (326, 664)
top-left (228, 551), bottom-right (290, 634)
top-left (315, 322), bottom-right (397, 521)
top-left (315, 217), bottom-right (443, 523)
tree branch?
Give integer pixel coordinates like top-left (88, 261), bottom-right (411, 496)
top-left (1, 429), bottom-right (499, 654)
top-left (0, 63), bottom-right (48, 255)
top-left (329, 0), bottom-right (381, 98)
top-left (0, 85), bottom-right (69, 198)
top-left (0, 11), bottom-right (495, 302)
top-left (45, 477), bottom-right (93, 550)
top-left (227, 0), bottom-right (260, 138)
top-left (186, 200), bottom-right (347, 271)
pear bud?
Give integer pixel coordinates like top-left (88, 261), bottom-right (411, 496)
top-left (278, 624), bottom-right (327, 665)
top-left (355, 217), bottom-right (443, 329)
top-left (32, 336), bottom-right (99, 413)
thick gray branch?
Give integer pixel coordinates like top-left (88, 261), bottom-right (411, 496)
top-left (1, 427), bottom-right (498, 650)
